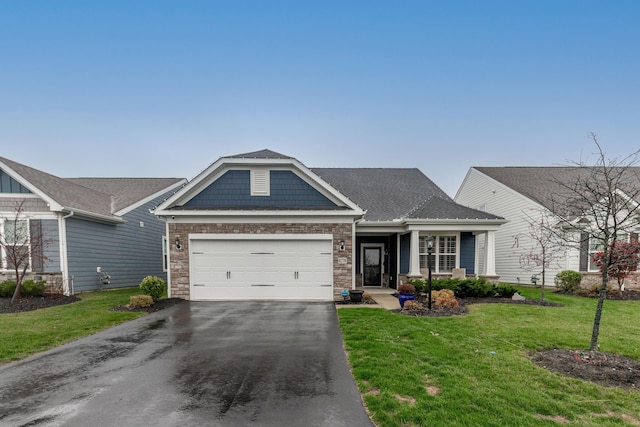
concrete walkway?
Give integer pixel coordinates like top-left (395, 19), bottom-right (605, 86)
top-left (335, 288), bottom-right (399, 310)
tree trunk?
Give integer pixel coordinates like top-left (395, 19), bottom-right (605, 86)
top-left (589, 269), bottom-right (608, 351)
top-left (10, 265), bottom-right (29, 304)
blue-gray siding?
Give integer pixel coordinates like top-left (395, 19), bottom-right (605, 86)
top-left (66, 195), bottom-right (169, 292)
top-left (184, 170), bottom-right (337, 208)
top-left (399, 233), bottom-right (410, 274)
top-left (459, 232), bottom-right (475, 274)
top-left (41, 219), bottom-right (61, 272)
top-left (0, 170), bottom-right (31, 193)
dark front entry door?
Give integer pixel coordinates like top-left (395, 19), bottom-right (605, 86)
top-left (364, 247), bottom-right (382, 286)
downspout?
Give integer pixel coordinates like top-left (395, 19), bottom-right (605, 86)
top-left (58, 211), bottom-right (74, 295)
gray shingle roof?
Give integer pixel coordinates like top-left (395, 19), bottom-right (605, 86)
top-left (312, 168), bottom-right (500, 221)
top-left (226, 149), bottom-right (292, 159)
top-left (475, 166), bottom-right (640, 216)
top-left (0, 157), bottom-right (184, 219)
top-left (66, 178), bottom-right (185, 212)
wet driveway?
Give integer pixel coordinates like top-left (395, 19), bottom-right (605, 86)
top-left (0, 302), bottom-right (373, 427)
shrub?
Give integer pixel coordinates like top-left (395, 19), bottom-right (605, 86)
top-left (139, 276), bottom-right (167, 300)
top-left (129, 294), bottom-right (154, 308)
top-left (432, 289), bottom-right (459, 308)
top-left (397, 283), bottom-right (416, 294)
top-left (494, 284), bottom-right (517, 298)
top-left (407, 279), bottom-right (426, 295)
top-left (0, 280), bottom-right (46, 298)
top-left (0, 280), bottom-right (17, 298)
top-left (402, 300), bottom-right (424, 310)
top-left (20, 280), bottom-right (46, 297)
top-left (430, 278), bottom-right (497, 298)
top-left (554, 270), bottom-right (583, 294)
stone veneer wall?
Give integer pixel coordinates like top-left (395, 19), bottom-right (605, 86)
top-left (581, 271), bottom-right (640, 290)
top-left (168, 222), bottom-right (353, 300)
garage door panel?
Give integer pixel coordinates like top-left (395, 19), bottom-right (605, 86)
top-left (189, 238), bottom-right (334, 301)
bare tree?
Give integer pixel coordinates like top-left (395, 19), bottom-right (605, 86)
top-left (0, 201), bottom-right (53, 303)
top-left (513, 210), bottom-right (564, 301)
top-left (549, 134), bottom-right (640, 351)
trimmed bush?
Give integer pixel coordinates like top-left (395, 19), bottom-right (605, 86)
top-left (494, 284), bottom-right (517, 298)
top-left (20, 280), bottom-right (46, 297)
top-left (0, 280), bottom-right (46, 298)
top-left (432, 289), bottom-right (459, 308)
top-left (139, 276), bottom-right (167, 300)
top-left (129, 294), bottom-right (154, 308)
top-left (554, 270), bottom-right (583, 294)
top-left (0, 280), bottom-right (17, 298)
top-left (402, 300), bottom-right (424, 311)
top-left (397, 283), bottom-right (416, 294)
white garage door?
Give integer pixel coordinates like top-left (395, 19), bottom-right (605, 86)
top-left (189, 238), bottom-right (334, 301)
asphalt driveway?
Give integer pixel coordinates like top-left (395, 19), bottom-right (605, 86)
top-left (0, 302), bottom-right (373, 427)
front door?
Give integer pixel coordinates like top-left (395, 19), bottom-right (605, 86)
top-left (363, 247), bottom-right (382, 286)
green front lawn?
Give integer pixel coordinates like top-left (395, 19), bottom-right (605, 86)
top-left (0, 288), bottom-right (145, 364)
top-left (338, 287), bottom-right (640, 426)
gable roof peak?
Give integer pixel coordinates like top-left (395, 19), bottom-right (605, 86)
top-left (225, 149), bottom-right (292, 160)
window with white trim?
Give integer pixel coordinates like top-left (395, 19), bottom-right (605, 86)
top-left (588, 233), bottom-right (630, 272)
top-left (162, 236), bottom-right (168, 272)
top-left (419, 235), bottom-right (458, 273)
top-left (1, 219), bottom-right (31, 271)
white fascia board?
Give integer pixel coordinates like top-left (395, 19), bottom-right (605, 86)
top-left (115, 179), bottom-right (188, 216)
top-left (61, 208), bottom-right (126, 225)
top-left (0, 160), bottom-right (64, 212)
top-left (405, 220), bottom-right (506, 232)
top-left (166, 215), bottom-right (355, 224)
top-left (155, 209), bottom-right (360, 218)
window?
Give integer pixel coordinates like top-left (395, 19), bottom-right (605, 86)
top-left (1, 219), bottom-right (31, 271)
top-left (162, 236), bottom-right (168, 272)
top-left (588, 234), bottom-right (630, 272)
top-left (419, 235), bottom-right (458, 273)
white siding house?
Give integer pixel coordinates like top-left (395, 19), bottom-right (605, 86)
top-left (455, 168), bottom-right (579, 286)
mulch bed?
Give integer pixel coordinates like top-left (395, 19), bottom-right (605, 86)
top-left (576, 289), bottom-right (640, 300)
top-left (530, 349), bottom-right (640, 389)
top-left (0, 295), bottom-right (81, 313)
top-left (110, 298), bottom-right (185, 313)
top-left (396, 296), bottom-right (563, 317)
top-left (0, 295), bottom-right (185, 314)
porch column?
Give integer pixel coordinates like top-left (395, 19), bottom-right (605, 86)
top-left (408, 230), bottom-right (422, 277)
top-left (484, 231), bottom-right (496, 276)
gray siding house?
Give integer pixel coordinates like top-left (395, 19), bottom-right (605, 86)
top-left (154, 149), bottom-right (506, 301)
top-left (0, 157), bottom-right (186, 294)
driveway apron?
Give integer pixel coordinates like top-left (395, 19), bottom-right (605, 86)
top-left (0, 302), bottom-right (373, 427)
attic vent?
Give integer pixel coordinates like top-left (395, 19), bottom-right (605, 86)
top-left (251, 169), bottom-right (270, 196)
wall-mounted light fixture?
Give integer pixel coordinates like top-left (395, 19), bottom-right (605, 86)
top-left (175, 238), bottom-right (182, 250)
top-left (339, 240), bottom-right (345, 251)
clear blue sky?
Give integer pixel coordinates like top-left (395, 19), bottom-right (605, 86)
top-left (1, 1), bottom-right (638, 196)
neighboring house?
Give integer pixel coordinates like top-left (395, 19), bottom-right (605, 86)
top-left (153, 149), bottom-right (505, 301)
top-left (0, 157), bottom-right (186, 294)
top-left (455, 167), bottom-right (640, 287)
